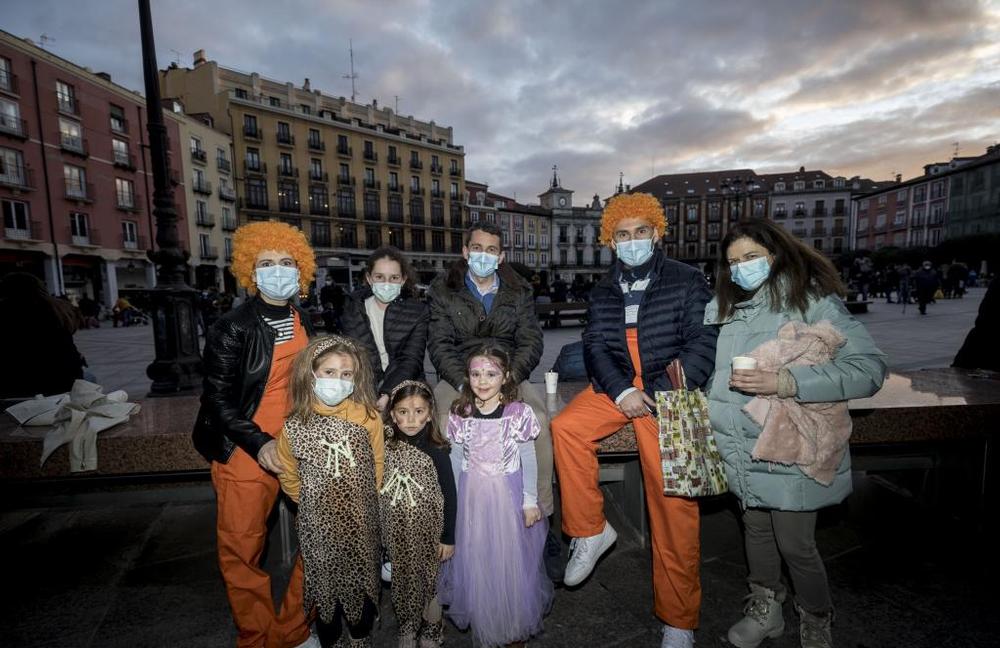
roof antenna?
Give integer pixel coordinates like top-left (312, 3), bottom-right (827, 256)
top-left (343, 39), bottom-right (358, 103)
top-left (39, 33), bottom-right (56, 48)
top-left (953, 141), bottom-right (960, 158)
top-left (394, 95), bottom-right (400, 113)
top-left (170, 49), bottom-right (182, 66)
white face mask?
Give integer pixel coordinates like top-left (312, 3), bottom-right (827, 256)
top-left (255, 265), bottom-right (299, 301)
top-left (615, 238), bottom-right (654, 267)
top-left (468, 251), bottom-right (500, 278)
top-left (371, 282), bottom-right (402, 303)
top-left (313, 377), bottom-right (354, 407)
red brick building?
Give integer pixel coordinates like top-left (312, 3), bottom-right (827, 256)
top-left (0, 30), bottom-right (187, 305)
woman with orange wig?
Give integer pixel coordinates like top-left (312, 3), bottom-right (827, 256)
top-left (192, 221), bottom-right (320, 648)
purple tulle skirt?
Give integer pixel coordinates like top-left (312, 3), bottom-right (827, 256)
top-left (438, 469), bottom-right (553, 646)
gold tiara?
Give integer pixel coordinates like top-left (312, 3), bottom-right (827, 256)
top-left (312, 335), bottom-right (358, 359)
top-left (389, 379), bottom-right (433, 400)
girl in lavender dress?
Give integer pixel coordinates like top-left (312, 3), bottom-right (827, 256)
top-left (438, 345), bottom-right (554, 647)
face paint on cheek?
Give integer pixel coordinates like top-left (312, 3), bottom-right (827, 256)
top-left (470, 358), bottom-right (502, 374)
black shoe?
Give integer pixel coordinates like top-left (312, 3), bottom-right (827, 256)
top-left (543, 529), bottom-right (564, 583)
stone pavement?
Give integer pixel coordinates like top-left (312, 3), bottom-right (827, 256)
top-left (73, 287), bottom-right (987, 398)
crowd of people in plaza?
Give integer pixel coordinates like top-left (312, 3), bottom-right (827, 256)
top-left (187, 195), bottom-right (899, 648)
top-left (8, 191), bottom-right (998, 646)
top-left (845, 256), bottom-right (990, 316)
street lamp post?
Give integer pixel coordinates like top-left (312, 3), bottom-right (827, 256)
top-left (138, 0), bottom-right (203, 395)
top-left (721, 175), bottom-right (760, 222)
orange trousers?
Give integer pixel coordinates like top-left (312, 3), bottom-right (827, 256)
top-left (552, 329), bottom-right (701, 629)
top-left (212, 452), bottom-right (309, 648)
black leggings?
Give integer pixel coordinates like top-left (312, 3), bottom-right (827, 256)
top-left (316, 597), bottom-right (378, 647)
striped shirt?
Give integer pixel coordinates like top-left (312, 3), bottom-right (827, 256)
top-left (260, 303), bottom-right (296, 345)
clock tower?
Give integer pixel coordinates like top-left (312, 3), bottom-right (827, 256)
top-left (538, 164), bottom-right (574, 210)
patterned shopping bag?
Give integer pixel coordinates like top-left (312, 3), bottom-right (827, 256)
top-left (656, 359), bottom-right (728, 497)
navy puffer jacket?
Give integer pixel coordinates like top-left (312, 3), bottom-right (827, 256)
top-left (584, 249), bottom-right (718, 397)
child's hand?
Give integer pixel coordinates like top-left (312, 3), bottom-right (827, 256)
top-left (437, 544), bottom-right (455, 562)
top-left (257, 439), bottom-right (284, 474)
top-left (523, 506), bottom-right (542, 528)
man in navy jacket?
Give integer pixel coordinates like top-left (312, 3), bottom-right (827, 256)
top-left (551, 192), bottom-right (717, 648)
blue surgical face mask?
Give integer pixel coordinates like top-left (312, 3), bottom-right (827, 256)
top-left (469, 251), bottom-right (500, 278)
top-left (371, 281), bottom-right (402, 303)
top-left (255, 265), bottom-right (299, 301)
top-left (615, 238), bottom-right (654, 267)
top-left (313, 377), bottom-right (354, 407)
top-left (730, 256), bottom-right (771, 291)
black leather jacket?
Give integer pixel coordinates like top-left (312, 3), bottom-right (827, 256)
top-left (192, 297), bottom-right (315, 464)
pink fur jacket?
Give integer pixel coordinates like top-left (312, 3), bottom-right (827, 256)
top-left (742, 320), bottom-right (851, 485)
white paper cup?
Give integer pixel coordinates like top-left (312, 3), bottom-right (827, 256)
top-left (544, 371), bottom-right (559, 394)
top-left (732, 356), bottom-right (758, 370)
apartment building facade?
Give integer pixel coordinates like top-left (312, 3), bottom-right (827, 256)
top-left (160, 51), bottom-right (466, 287)
top-left (540, 172), bottom-right (609, 283)
top-left (0, 30), bottom-right (187, 304)
top-left (757, 169), bottom-right (859, 256)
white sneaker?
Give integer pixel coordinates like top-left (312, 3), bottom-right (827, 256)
top-left (661, 625), bottom-right (694, 648)
top-left (381, 561), bottom-right (392, 582)
top-left (293, 633), bottom-right (321, 648)
top-left (563, 521), bottom-right (617, 587)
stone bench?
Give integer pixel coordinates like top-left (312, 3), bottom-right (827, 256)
top-left (535, 302), bottom-right (587, 327)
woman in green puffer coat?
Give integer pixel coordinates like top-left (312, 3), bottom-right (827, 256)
top-left (705, 220), bottom-right (886, 648)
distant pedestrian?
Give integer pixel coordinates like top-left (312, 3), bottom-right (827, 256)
top-left (914, 261), bottom-right (940, 315)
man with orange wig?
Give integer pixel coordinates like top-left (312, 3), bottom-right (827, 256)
top-left (192, 221), bottom-right (319, 648)
top-left (551, 193), bottom-right (718, 647)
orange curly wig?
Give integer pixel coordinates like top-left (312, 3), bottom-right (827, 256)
top-left (231, 221), bottom-right (316, 295)
top-left (599, 192), bottom-right (668, 246)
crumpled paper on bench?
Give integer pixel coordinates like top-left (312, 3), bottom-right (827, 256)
top-left (4, 380), bottom-right (141, 472)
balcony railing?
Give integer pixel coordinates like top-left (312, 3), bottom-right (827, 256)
top-left (240, 196), bottom-right (269, 210)
top-left (813, 208), bottom-right (827, 217)
top-left (388, 183), bottom-right (402, 193)
top-left (364, 179), bottom-right (381, 190)
top-left (410, 212), bottom-right (424, 225)
top-left (243, 125), bottom-right (262, 140)
top-left (0, 114), bottom-right (27, 138)
top-left (430, 162), bottom-right (443, 174)
top-left (309, 203), bottom-right (330, 216)
top-left (4, 219), bottom-right (40, 241)
top-left (450, 167), bottom-right (461, 177)
top-left (218, 185), bottom-right (236, 201)
top-left (65, 181), bottom-right (94, 202)
top-left (363, 149), bottom-right (378, 162)
top-left (60, 135), bottom-right (89, 156)
top-left (337, 175), bottom-right (356, 186)
top-left (308, 138), bottom-right (325, 151)
top-left (217, 157), bottom-right (232, 173)
top-left (410, 186), bottom-right (425, 196)
top-left (792, 208), bottom-right (807, 217)
top-left (244, 160), bottom-right (267, 175)
top-left (276, 132), bottom-right (295, 146)
top-left (387, 154), bottom-right (400, 166)
top-left (0, 70), bottom-right (18, 94)
top-left (810, 228), bottom-right (826, 237)
top-left (196, 212), bottom-right (216, 227)
top-left (430, 188), bottom-right (444, 199)
top-left (309, 171), bottom-right (329, 183)
top-left (773, 211), bottom-right (787, 219)
top-left (191, 148), bottom-right (207, 164)
top-left (451, 214), bottom-right (464, 228)
top-left (122, 234), bottom-right (147, 251)
top-left (56, 92), bottom-right (79, 115)
top-left (116, 193), bottom-right (141, 212)
top-left (791, 228), bottom-right (808, 237)
top-left (279, 200), bottom-right (301, 214)
top-left (222, 215), bottom-right (239, 231)
top-left (200, 245), bottom-right (219, 260)
top-left (831, 226), bottom-right (847, 236)
top-left (410, 159), bottom-right (423, 170)
top-left (277, 166), bottom-right (299, 178)
top-left (0, 166), bottom-right (34, 191)
top-left (113, 151), bottom-right (136, 170)
top-left (69, 225), bottom-right (100, 246)
top-left (388, 210), bottom-right (404, 223)
top-left (192, 178), bottom-right (213, 195)
top-left (337, 145), bottom-right (352, 157)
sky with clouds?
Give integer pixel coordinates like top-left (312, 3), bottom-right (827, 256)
top-left (5, 0), bottom-right (999, 204)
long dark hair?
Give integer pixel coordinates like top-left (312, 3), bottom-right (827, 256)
top-left (385, 381), bottom-right (448, 449)
top-left (450, 345), bottom-right (520, 416)
top-left (715, 220), bottom-right (845, 321)
top-left (364, 246), bottom-right (415, 297)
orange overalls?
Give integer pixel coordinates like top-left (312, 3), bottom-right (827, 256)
top-left (552, 328), bottom-right (701, 629)
top-left (210, 313), bottom-right (310, 648)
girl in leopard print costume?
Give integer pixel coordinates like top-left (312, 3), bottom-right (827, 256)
top-left (277, 335), bottom-right (385, 647)
top-left (380, 380), bottom-right (457, 648)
